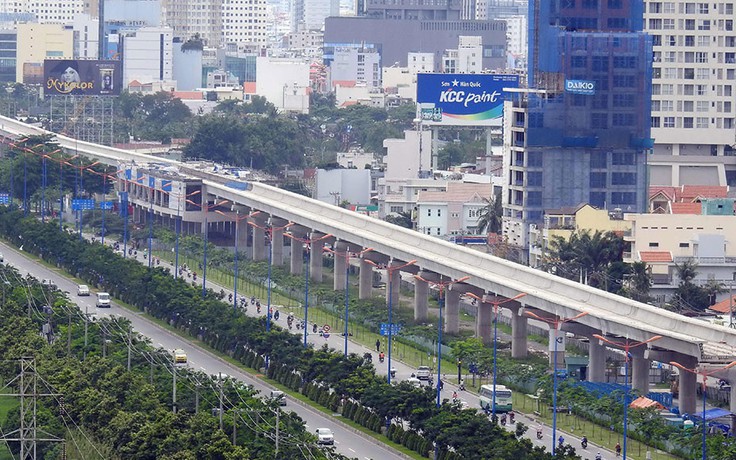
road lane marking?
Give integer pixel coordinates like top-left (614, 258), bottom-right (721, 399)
top-left (348, 448), bottom-right (355, 453)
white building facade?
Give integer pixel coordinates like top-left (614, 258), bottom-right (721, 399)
top-left (0, 0), bottom-right (83, 23)
top-left (644, 0), bottom-right (736, 187)
top-left (254, 56), bottom-right (310, 113)
top-left (121, 26), bottom-right (174, 87)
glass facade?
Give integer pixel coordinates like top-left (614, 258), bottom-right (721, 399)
top-left (518, 0), bottom-right (653, 219)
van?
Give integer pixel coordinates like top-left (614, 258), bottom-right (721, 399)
top-left (270, 390), bottom-right (286, 406)
top-left (96, 292), bottom-right (111, 308)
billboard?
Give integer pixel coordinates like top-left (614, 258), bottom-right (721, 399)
top-left (416, 73), bottom-right (519, 126)
top-left (44, 59), bottom-right (122, 96)
top-left (565, 79), bottom-right (596, 95)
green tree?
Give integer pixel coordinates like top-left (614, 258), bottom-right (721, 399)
top-left (547, 230), bottom-right (624, 291)
top-left (673, 260), bottom-right (712, 311)
top-left (476, 194), bottom-right (503, 235)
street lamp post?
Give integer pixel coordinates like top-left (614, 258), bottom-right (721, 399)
top-left (325, 245), bottom-right (373, 357)
top-left (366, 259), bottom-right (416, 384)
top-left (285, 232), bottom-right (333, 347)
top-left (525, 311), bottom-right (589, 456)
top-left (248, 218), bottom-right (292, 332)
top-left (593, 334), bottom-right (663, 460)
top-left (468, 292), bottom-right (527, 418)
top-left (415, 274), bottom-right (471, 407)
top-left (215, 209), bottom-right (251, 311)
top-left (185, 196), bottom-right (230, 299)
top-left (669, 360), bottom-right (736, 460)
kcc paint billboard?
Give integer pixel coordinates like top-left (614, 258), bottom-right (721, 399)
top-left (416, 73), bottom-right (519, 126)
top-left (44, 59), bottom-right (122, 96)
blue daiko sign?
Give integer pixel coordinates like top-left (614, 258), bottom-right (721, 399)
top-left (416, 73), bottom-right (519, 126)
top-left (565, 79), bottom-right (596, 95)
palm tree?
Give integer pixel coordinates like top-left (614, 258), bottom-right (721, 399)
top-left (547, 230), bottom-right (624, 290)
top-left (476, 194), bottom-right (502, 235)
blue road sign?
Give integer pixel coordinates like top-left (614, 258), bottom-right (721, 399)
top-left (0, 193), bottom-right (9, 205)
top-left (71, 199), bottom-right (95, 211)
top-left (380, 323), bottom-right (402, 336)
top-left (98, 201), bottom-right (114, 210)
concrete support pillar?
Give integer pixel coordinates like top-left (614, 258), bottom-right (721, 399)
top-left (631, 347), bottom-right (650, 394)
top-left (271, 228), bottom-right (284, 266)
top-left (476, 301), bottom-right (493, 346)
top-left (333, 243), bottom-right (348, 291)
top-left (236, 220), bottom-right (248, 252)
top-left (252, 225), bottom-right (266, 261)
top-left (290, 240), bottom-right (302, 275)
top-left (678, 355), bottom-right (698, 415)
top-left (386, 264), bottom-right (401, 307)
top-left (548, 326), bottom-right (565, 369)
top-left (414, 275), bottom-right (429, 322)
top-left (309, 239), bottom-right (323, 282)
top-left (358, 259), bottom-right (372, 300)
top-left (510, 306), bottom-right (528, 359)
top-left (587, 336), bottom-right (606, 382)
top-left (444, 289), bottom-right (460, 334)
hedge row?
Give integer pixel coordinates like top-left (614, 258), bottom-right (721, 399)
top-left (0, 209), bottom-right (570, 460)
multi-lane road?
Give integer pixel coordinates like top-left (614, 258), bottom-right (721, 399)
top-left (2, 236), bottom-right (618, 460)
top-left (0, 241), bottom-right (407, 460)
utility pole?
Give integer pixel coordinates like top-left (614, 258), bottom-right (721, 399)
top-left (172, 362), bottom-right (177, 414)
top-left (102, 329), bottom-right (107, 358)
top-left (218, 373), bottom-right (224, 430)
top-left (195, 384), bottom-right (200, 413)
top-left (232, 411), bottom-right (237, 444)
top-left (0, 357), bottom-right (62, 459)
top-left (83, 305), bottom-right (88, 361)
top-left (126, 327), bottom-right (132, 371)
top-left (67, 310), bottom-right (71, 356)
top-left (275, 409), bottom-right (280, 458)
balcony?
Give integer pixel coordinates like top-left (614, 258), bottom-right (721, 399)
top-left (673, 256), bottom-right (736, 265)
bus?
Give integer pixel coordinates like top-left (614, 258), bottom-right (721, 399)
top-left (479, 384), bottom-right (513, 413)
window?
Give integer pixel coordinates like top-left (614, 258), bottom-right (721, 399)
top-left (591, 151), bottom-right (607, 168)
top-left (683, 101), bottom-right (694, 111)
top-left (662, 84), bottom-right (674, 95)
top-left (427, 209), bottom-right (432, 216)
top-left (590, 172), bottom-right (607, 188)
top-left (591, 113), bottom-right (608, 128)
top-left (612, 152), bottom-right (635, 165)
top-left (696, 117), bottom-right (708, 128)
top-left (649, 242), bottom-right (660, 248)
top-left (571, 56), bottom-right (586, 68)
top-left (592, 56), bottom-right (608, 72)
top-left (612, 113), bottom-right (634, 126)
top-left (685, 19), bottom-right (695, 30)
top-left (698, 2), bottom-right (708, 13)
top-left (663, 19), bottom-right (675, 30)
top-left (696, 84), bottom-right (707, 95)
top-left (612, 172), bottom-right (636, 185)
top-left (698, 20), bottom-right (710, 31)
top-left (651, 116), bottom-right (661, 128)
top-left (685, 36), bottom-right (695, 46)
top-left (683, 117), bottom-right (694, 128)
top-left (608, 0), bottom-right (622, 7)
top-left (612, 192), bottom-right (637, 205)
top-left (696, 101), bottom-right (709, 112)
top-left (696, 68), bottom-right (709, 80)
top-left (649, 2), bottom-right (661, 13)
top-left (528, 191), bottom-right (542, 206)
top-left (698, 35), bottom-right (709, 47)
top-left (696, 52), bottom-right (708, 63)
top-left (664, 116), bottom-right (675, 127)
top-left (528, 171), bottom-right (542, 186)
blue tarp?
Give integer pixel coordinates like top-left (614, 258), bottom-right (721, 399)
top-left (692, 408), bottom-right (732, 421)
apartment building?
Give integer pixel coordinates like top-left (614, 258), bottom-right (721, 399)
top-left (644, 1), bottom-right (736, 187)
top-left (502, 0), bottom-right (652, 262)
top-left (0, 0), bottom-right (83, 23)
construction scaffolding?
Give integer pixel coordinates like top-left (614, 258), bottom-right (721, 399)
top-left (48, 96), bottom-right (115, 146)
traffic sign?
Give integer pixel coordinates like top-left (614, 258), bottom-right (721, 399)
top-left (0, 193), bottom-right (9, 205)
top-left (322, 324), bottom-right (331, 333)
top-left (379, 323), bottom-right (402, 336)
top-left (98, 201), bottom-right (114, 210)
top-left (71, 198), bottom-right (95, 211)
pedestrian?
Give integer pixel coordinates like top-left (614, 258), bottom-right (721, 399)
top-left (375, 339), bottom-right (381, 352)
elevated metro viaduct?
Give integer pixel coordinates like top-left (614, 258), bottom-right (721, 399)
top-left (2, 115), bottom-right (736, 420)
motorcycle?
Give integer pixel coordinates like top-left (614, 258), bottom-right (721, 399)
top-left (390, 368), bottom-right (396, 378)
top-left (500, 415), bottom-right (506, 426)
top-left (536, 430), bottom-right (543, 440)
top-left (581, 437), bottom-right (588, 449)
top-left (378, 353), bottom-right (385, 363)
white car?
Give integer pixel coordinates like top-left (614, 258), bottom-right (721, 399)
top-left (77, 284), bottom-right (90, 296)
top-left (416, 366), bottom-right (431, 380)
top-left (406, 377), bottom-right (422, 388)
top-left (315, 428), bottom-right (334, 445)
top-left (96, 292), bottom-right (111, 308)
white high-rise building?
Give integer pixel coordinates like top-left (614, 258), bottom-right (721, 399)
top-left (504, 15), bottom-right (526, 69)
top-left (457, 35), bottom-right (482, 73)
top-left (0, 0), bottom-right (84, 23)
top-left (290, 0), bottom-right (338, 33)
top-left (120, 26), bottom-right (173, 86)
top-left (644, 1), bottom-right (736, 187)
top-left (162, 0), bottom-right (267, 48)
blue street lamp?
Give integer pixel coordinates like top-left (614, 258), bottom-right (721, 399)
top-left (594, 334), bottom-right (663, 460)
top-left (527, 311), bottom-right (589, 456)
top-left (469, 293), bottom-right (527, 418)
top-left (327, 246), bottom-right (373, 357)
top-left (669, 361), bottom-right (736, 460)
top-left (286, 232), bottom-right (332, 348)
top-left (215, 209), bottom-right (250, 311)
top-left (148, 197), bottom-right (153, 268)
top-left (41, 154), bottom-right (46, 222)
top-left (416, 275), bottom-right (471, 407)
top-left (370, 259), bottom-right (416, 384)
